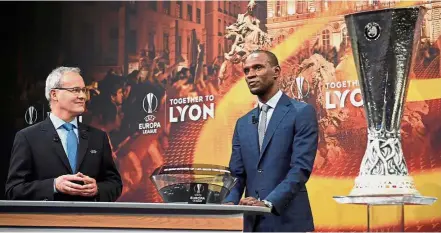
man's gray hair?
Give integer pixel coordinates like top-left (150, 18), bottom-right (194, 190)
top-left (45, 66), bottom-right (81, 101)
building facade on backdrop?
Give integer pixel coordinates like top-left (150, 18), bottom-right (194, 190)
top-left (266, 0), bottom-right (441, 51)
top-left (60, 1), bottom-right (257, 80)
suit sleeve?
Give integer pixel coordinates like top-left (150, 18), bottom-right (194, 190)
top-left (96, 132), bottom-right (123, 202)
top-left (265, 104), bottom-right (318, 215)
top-left (5, 131), bottom-right (55, 200)
top-left (223, 120), bottom-right (246, 204)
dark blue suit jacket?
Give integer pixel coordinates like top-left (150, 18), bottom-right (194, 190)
top-left (5, 117), bottom-right (122, 202)
top-left (224, 93), bottom-right (318, 232)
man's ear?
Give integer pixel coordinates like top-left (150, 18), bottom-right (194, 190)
top-left (273, 65), bottom-right (281, 77)
top-left (50, 89), bottom-right (57, 101)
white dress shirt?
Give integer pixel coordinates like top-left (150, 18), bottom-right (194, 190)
top-left (256, 90), bottom-right (283, 210)
top-left (49, 113), bottom-right (79, 157)
top-left (49, 113), bottom-right (80, 193)
top-left (257, 90), bottom-right (283, 128)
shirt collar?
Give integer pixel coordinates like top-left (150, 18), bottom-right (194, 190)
top-left (258, 90), bottom-right (283, 110)
top-left (49, 113), bottom-right (78, 129)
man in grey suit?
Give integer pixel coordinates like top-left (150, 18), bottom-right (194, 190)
top-left (223, 50), bottom-right (319, 231)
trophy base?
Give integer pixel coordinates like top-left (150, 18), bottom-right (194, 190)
top-left (333, 194), bottom-right (437, 205)
top-left (333, 194), bottom-right (437, 232)
top-left (349, 175), bottom-right (419, 196)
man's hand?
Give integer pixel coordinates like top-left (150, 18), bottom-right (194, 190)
top-left (54, 174), bottom-right (86, 195)
top-left (77, 173), bottom-right (98, 197)
top-left (239, 197), bottom-right (266, 207)
top-left (252, 201), bottom-right (266, 207)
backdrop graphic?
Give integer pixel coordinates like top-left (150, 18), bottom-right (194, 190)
top-left (11, 1), bottom-right (441, 231)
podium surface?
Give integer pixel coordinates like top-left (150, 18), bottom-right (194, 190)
top-left (0, 200), bottom-right (270, 232)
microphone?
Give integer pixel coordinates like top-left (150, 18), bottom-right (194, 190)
top-left (53, 133), bottom-right (60, 143)
top-left (252, 115), bottom-right (258, 124)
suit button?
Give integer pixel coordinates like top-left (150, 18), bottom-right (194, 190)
top-left (257, 169), bottom-right (263, 173)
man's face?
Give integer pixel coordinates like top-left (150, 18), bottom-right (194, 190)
top-left (52, 72), bottom-right (86, 115)
top-left (243, 53), bottom-right (279, 96)
top-left (111, 88), bottom-right (124, 106)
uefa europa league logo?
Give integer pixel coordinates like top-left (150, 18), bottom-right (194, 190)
top-left (142, 93), bottom-right (158, 114)
top-left (195, 183), bottom-right (204, 194)
top-left (25, 106), bottom-right (38, 125)
top-left (290, 76), bottom-right (310, 101)
top-left (188, 183), bottom-right (207, 204)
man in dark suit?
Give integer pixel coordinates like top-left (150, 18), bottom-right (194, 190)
top-left (5, 67), bottom-right (122, 202)
top-left (223, 51), bottom-right (318, 231)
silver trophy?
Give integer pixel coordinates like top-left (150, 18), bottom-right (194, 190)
top-left (345, 7), bottom-right (425, 196)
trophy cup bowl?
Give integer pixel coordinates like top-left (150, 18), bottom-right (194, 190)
top-left (150, 164), bottom-right (238, 204)
top-left (344, 7), bottom-right (426, 197)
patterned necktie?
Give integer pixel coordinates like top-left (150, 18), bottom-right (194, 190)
top-left (258, 104), bottom-right (270, 151)
top-left (62, 123), bottom-right (77, 173)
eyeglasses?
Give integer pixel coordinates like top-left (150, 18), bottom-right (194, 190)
top-left (53, 87), bottom-right (88, 95)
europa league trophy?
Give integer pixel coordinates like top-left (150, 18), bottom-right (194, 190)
top-left (345, 7), bottom-right (425, 197)
top-left (333, 7), bottom-right (437, 204)
top-left (332, 7), bottom-right (436, 231)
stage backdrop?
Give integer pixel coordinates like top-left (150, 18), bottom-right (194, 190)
top-left (14, 1), bottom-right (441, 232)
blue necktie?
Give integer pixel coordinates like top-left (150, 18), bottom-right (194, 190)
top-left (62, 123), bottom-right (77, 173)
